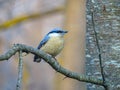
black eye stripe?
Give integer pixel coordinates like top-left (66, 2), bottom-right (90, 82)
top-left (48, 29), bottom-right (68, 35)
top-left (49, 30), bottom-right (62, 34)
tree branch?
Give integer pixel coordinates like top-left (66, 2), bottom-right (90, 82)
top-left (91, 9), bottom-right (109, 90)
top-left (0, 44), bottom-right (107, 88)
top-left (16, 50), bottom-right (23, 90)
top-left (91, 10), bottom-right (105, 83)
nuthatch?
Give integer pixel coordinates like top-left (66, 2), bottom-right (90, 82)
top-left (34, 28), bottom-right (68, 63)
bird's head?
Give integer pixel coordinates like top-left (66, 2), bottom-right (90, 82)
top-left (47, 28), bottom-right (68, 37)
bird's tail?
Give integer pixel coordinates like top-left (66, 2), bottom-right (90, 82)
top-left (34, 55), bottom-right (41, 63)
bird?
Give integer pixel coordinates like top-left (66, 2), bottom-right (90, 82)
top-left (34, 28), bottom-right (68, 63)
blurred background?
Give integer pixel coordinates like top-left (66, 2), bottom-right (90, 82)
top-left (0, 0), bottom-right (120, 90)
top-left (0, 0), bottom-right (86, 90)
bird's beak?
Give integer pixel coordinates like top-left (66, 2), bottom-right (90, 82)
top-left (64, 30), bottom-right (68, 33)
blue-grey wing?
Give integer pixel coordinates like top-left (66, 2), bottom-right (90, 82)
top-left (34, 35), bottom-right (50, 63)
top-left (37, 35), bottom-right (50, 49)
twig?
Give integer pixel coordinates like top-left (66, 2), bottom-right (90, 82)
top-left (0, 44), bottom-right (108, 88)
top-left (16, 50), bottom-right (23, 90)
top-left (91, 10), bottom-right (109, 90)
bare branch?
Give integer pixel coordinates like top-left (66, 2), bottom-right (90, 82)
top-left (91, 10), bottom-right (105, 82)
top-left (91, 10), bottom-right (109, 90)
top-left (0, 44), bottom-right (107, 88)
top-left (16, 50), bottom-right (23, 90)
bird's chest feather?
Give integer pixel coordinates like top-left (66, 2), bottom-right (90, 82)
top-left (41, 37), bottom-right (64, 56)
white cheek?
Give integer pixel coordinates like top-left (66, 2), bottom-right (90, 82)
top-left (49, 33), bottom-right (61, 37)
